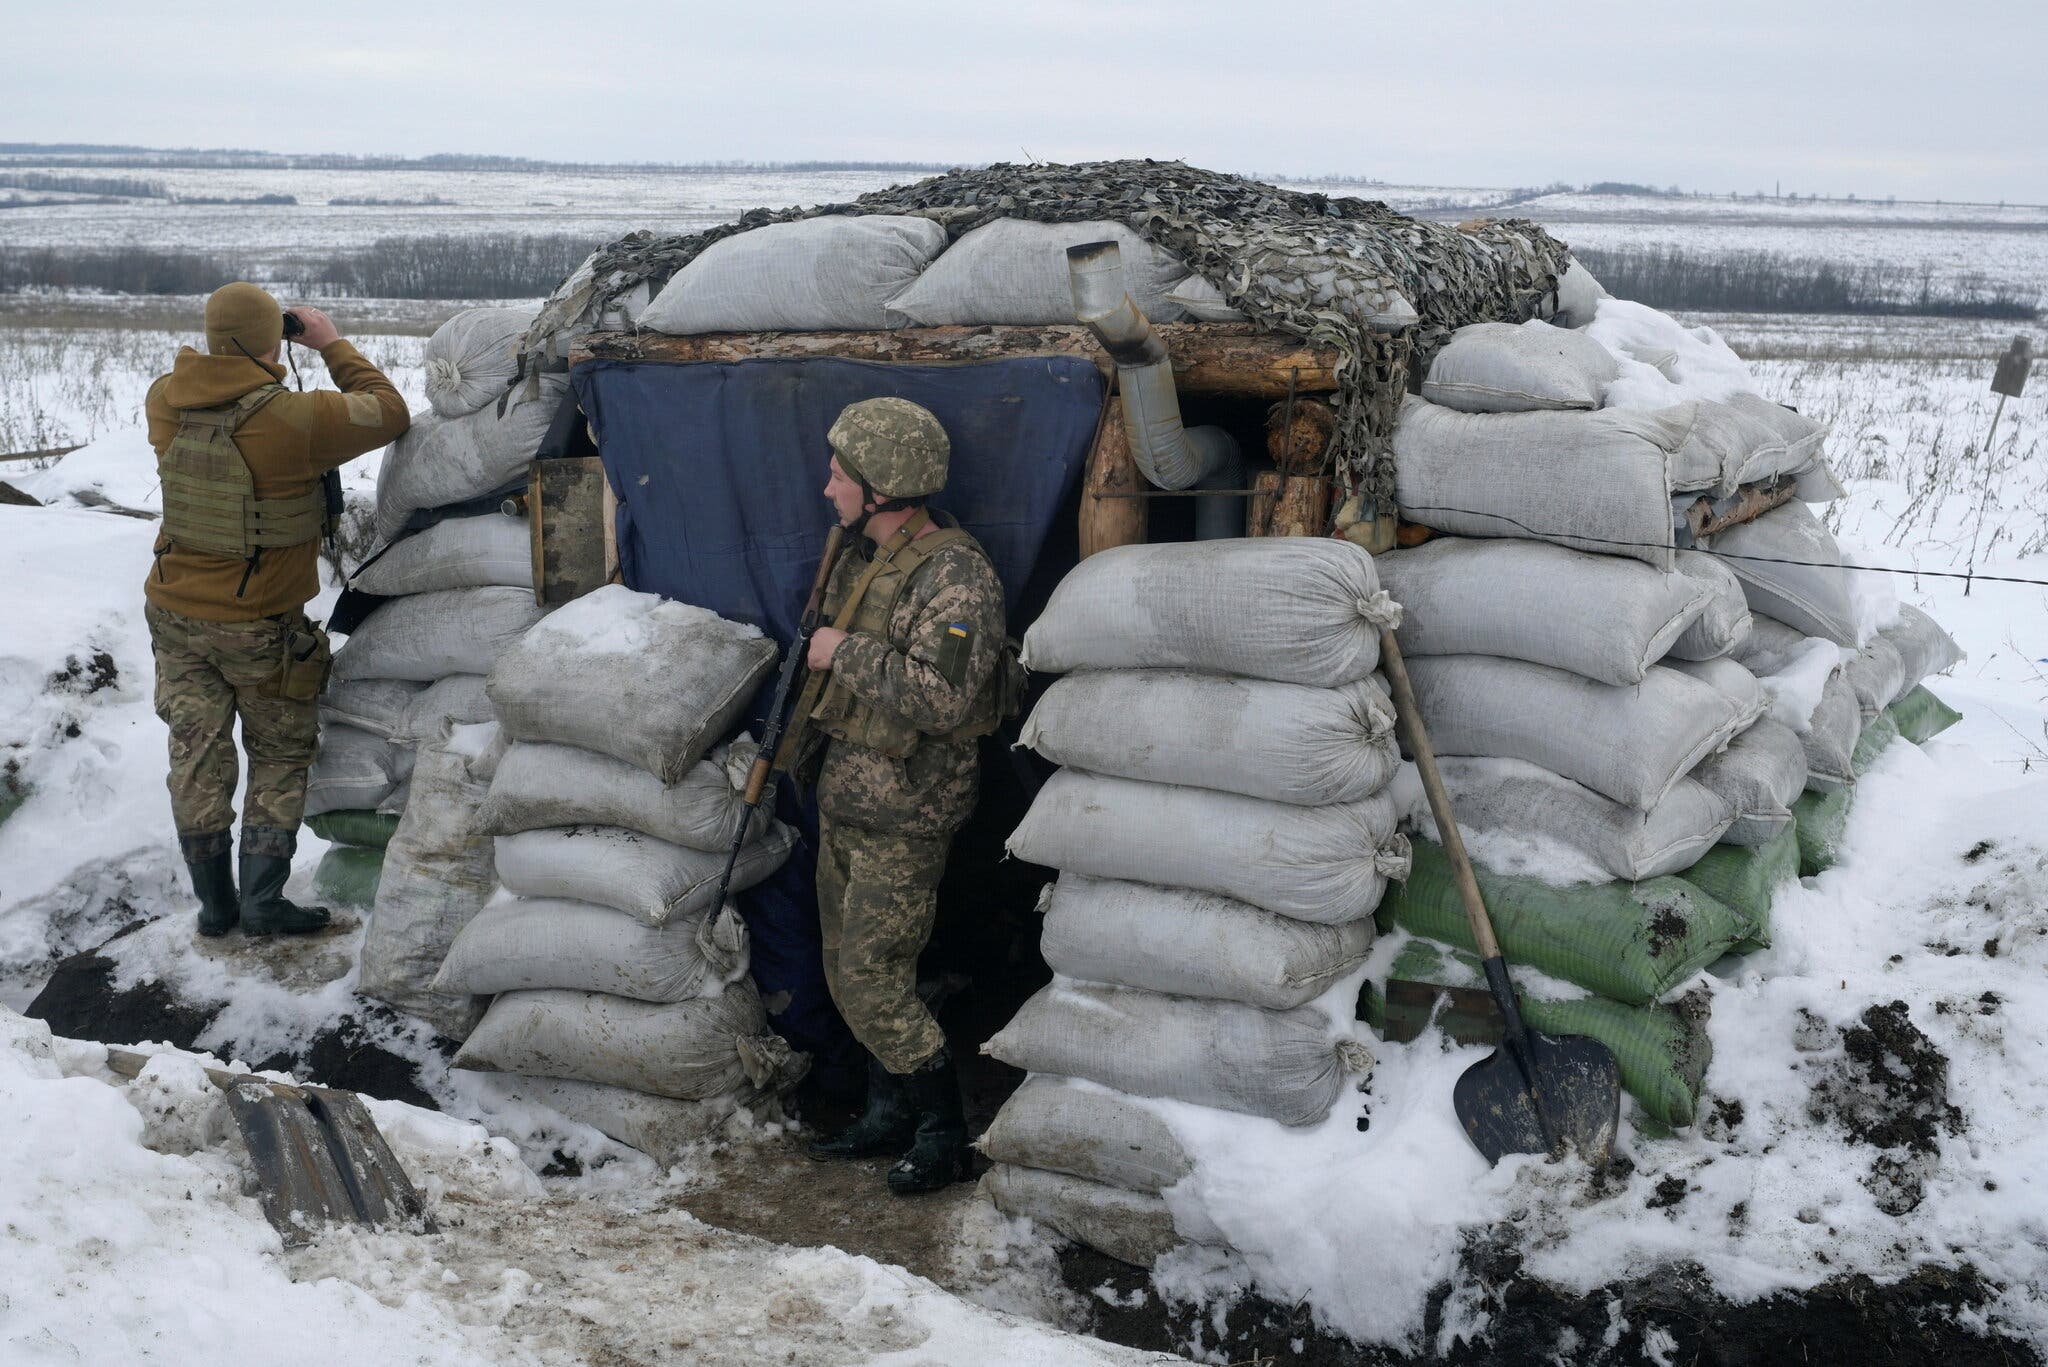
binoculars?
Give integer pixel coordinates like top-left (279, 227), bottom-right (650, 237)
top-left (281, 309), bottom-right (306, 339)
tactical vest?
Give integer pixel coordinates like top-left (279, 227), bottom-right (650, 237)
top-left (158, 383), bottom-right (328, 559)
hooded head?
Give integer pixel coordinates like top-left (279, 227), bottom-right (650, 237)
top-left (204, 282), bottom-right (285, 359)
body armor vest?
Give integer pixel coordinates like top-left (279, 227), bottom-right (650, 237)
top-left (159, 383), bottom-right (329, 559)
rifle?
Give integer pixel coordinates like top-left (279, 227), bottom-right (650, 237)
top-left (709, 524), bottom-right (847, 910)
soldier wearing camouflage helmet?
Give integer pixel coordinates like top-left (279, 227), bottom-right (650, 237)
top-left (798, 396), bottom-right (1017, 1194)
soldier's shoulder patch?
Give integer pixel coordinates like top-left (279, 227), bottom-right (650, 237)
top-left (934, 621), bottom-right (975, 685)
top-left (342, 391), bottom-right (386, 428)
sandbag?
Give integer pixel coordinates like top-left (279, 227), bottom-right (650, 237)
top-left (351, 513), bottom-right (532, 597)
top-left (1007, 770), bottom-right (1408, 925)
top-left (1841, 636), bottom-right (1907, 721)
top-left (887, 219), bottom-right (1188, 326)
top-left (1726, 392), bottom-right (1828, 472)
top-left (1676, 827), bottom-right (1798, 952)
top-left (1707, 501), bottom-right (1856, 645)
top-left (400, 674), bottom-right (495, 741)
top-left (1550, 260), bottom-right (1610, 329)
top-left (1376, 537), bottom-right (1705, 687)
top-left (1018, 672), bottom-right (1397, 806)
top-left (1420, 319), bottom-right (1619, 413)
top-left (1853, 711), bottom-right (1900, 777)
top-left (1379, 840), bottom-right (1751, 1005)
top-left (1803, 673), bottom-right (1862, 792)
top-left (312, 843), bottom-right (384, 907)
top-left (433, 894), bottom-right (748, 1004)
top-left (981, 1164), bottom-right (1220, 1269)
top-left (332, 588), bottom-right (546, 684)
top-left (488, 585), bottom-right (776, 783)
top-left (978, 1075), bottom-right (1193, 1194)
top-left (1020, 538), bottom-right (1395, 686)
top-left (1037, 874), bottom-right (1375, 1011)
top-left (1792, 785), bottom-right (1852, 876)
top-left (1404, 656), bottom-right (1751, 808)
top-left (1689, 718), bottom-right (1808, 846)
top-left (305, 722), bottom-right (412, 817)
top-left (373, 374), bottom-right (566, 539)
top-left (452, 981), bottom-right (807, 1102)
top-left (480, 1075), bottom-right (757, 1164)
top-left (307, 809), bottom-right (401, 850)
top-left (1663, 655), bottom-right (1768, 731)
top-left (494, 822), bottom-right (795, 928)
top-left (1880, 605), bottom-right (1962, 693)
top-left (638, 215), bottom-right (948, 333)
top-left (318, 677), bottom-right (423, 741)
top-left (480, 740), bottom-right (760, 850)
top-left (984, 981), bottom-right (1371, 1127)
top-left (1431, 758), bottom-right (1732, 883)
top-left (1666, 550), bottom-right (1753, 661)
top-left (1888, 685), bottom-right (1962, 745)
top-left (423, 307), bottom-right (536, 418)
top-left (1163, 274), bottom-right (1245, 322)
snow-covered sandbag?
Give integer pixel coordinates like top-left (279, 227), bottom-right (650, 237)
top-left (1432, 758), bottom-right (1733, 883)
top-left (1801, 674), bottom-right (1863, 792)
top-left (480, 740), bottom-right (760, 851)
top-left (1420, 319), bottom-right (1620, 413)
top-left (358, 722), bottom-right (499, 1038)
top-left (1585, 299), bottom-right (1761, 405)
top-left (318, 678), bottom-right (423, 742)
top-left (1707, 501), bottom-right (1856, 646)
top-left (887, 219), bottom-right (1187, 326)
top-left (981, 1164), bottom-right (1218, 1269)
top-left (1404, 656), bottom-right (1752, 809)
top-left (1841, 635), bottom-right (1907, 722)
top-left (433, 894), bottom-right (748, 1004)
top-left (305, 723), bottom-right (413, 817)
top-left (1666, 549), bottom-right (1753, 661)
top-left (1007, 770), bottom-right (1408, 925)
top-left (1038, 874), bottom-right (1375, 1011)
top-left (453, 980), bottom-right (806, 1102)
top-left (978, 1075), bottom-right (1192, 1194)
top-left (1550, 260), bottom-right (1610, 329)
top-left (488, 585), bottom-right (775, 783)
top-left (1727, 392), bottom-right (1828, 470)
top-left (985, 981), bottom-right (1370, 1127)
top-left (1375, 537), bottom-right (1705, 686)
top-left (494, 822), bottom-right (795, 928)
top-left (1688, 718), bottom-right (1808, 846)
top-left (1663, 655), bottom-right (1768, 731)
top-left (373, 373), bottom-right (566, 539)
top-left (332, 588), bottom-right (545, 684)
top-left (1880, 605), bottom-right (1962, 694)
top-left (399, 674), bottom-right (494, 741)
top-left (1163, 274), bottom-right (1245, 322)
top-left (638, 215), bottom-right (948, 333)
top-left (351, 513), bottom-right (531, 598)
top-left (479, 1075), bottom-right (757, 1164)
top-left (1018, 672), bottom-right (1396, 806)
top-left (424, 307), bottom-right (536, 419)
top-left (1020, 539), bottom-right (1395, 686)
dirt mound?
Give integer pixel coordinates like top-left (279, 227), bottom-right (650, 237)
top-left (1807, 1000), bottom-right (1964, 1214)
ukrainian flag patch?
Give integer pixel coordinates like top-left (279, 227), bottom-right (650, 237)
top-left (935, 622), bottom-right (975, 684)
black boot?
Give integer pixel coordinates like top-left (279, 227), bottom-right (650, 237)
top-left (181, 830), bottom-right (238, 938)
top-left (808, 1052), bottom-right (916, 1161)
top-left (238, 824), bottom-right (331, 936)
top-left (886, 1050), bottom-right (974, 1195)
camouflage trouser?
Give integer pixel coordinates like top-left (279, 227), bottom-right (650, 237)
top-left (146, 603), bottom-right (320, 840)
top-left (815, 816), bottom-right (953, 1073)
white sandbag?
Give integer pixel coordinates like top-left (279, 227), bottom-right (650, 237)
top-left (1550, 260), bottom-right (1610, 329)
top-left (1018, 672), bottom-right (1396, 806)
top-left (1007, 770), bottom-right (1408, 925)
top-left (886, 219), bottom-right (1187, 326)
top-left (351, 513), bottom-right (531, 597)
top-left (1663, 655), bottom-right (1769, 731)
top-left (1707, 501), bottom-right (1856, 645)
top-left (1803, 673), bottom-right (1862, 792)
top-left (453, 981), bottom-right (806, 1102)
top-left (985, 981), bottom-right (1370, 1127)
top-left (424, 307), bottom-right (536, 419)
top-left (400, 674), bottom-right (494, 741)
top-left (494, 822), bottom-right (795, 928)
top-left (359, 722), bottom-right (499, 1038)
top-left (373, 372), bottom-right (566, 540)
top-left (332, 587), bottom-right (546, 684)
top-left (305, 723), bottom-right (414, 817)
top-left (1841, 636), bottom-right (1907, 721)
top-left (1392, 396), bottom-right (1690, 570)
top-left (488, 584), bottom-right (776, 783)
top-left (1727, 392), bottom-right (1828, 470)
top-left (1881, 605), bottom-right (1962, 696)
top-left (480, 740), bottom-right (760, 850)
top-left (1375, 537), bottom-right (1705, 686)
top-left (638, 215), bottom-right (948, 333)
top-left (433, 894), bottom-right (748, 1004)
top-left (318, 678), bottom-right (423, 741)
top-left (978, 1075), bottom-right (1192, 1194)
top-left (1020, 538), bottom-right (1395, 686)
top-left (1420, 319), bottom-right (1619, 414)
top-left (538, 250), bottom-right (653, 351)
top-left (1038, 874), bottom-right (1375, 1011)
top-left (1432, 758), bottom-right (1732, 883)
top-left (1793, 459), bottom-right (1848, 503)
top-left (1667, 550), bottom-right (1753, 661)
top-left (477, 1075), bottom-right (757, 1164)
top-left (1689, 718), bottom-right (1808, 846)
top-left (981, 1165), bottom-right (1217, 1268)
top-left (1163, 274), bottom-right (1245, 322)
top-left (1404, 656), bottom-right (1751, 809)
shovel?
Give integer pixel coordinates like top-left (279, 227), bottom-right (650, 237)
top-left (1377, 627), bottom-right (1621, 1164)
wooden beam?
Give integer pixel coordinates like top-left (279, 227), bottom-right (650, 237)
top-left (1078, 404), bottom-right (1147, 558)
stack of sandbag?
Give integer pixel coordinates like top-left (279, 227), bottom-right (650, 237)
top-left (443, 585), bottom-right (810, 1146)
top-left (308, 809), bottom-right (399, 908)
top-left (980, 539), bottom-right (1405, 1266)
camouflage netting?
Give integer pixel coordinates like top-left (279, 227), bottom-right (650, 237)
top-left (525, 159), bottom-right (1575, 506)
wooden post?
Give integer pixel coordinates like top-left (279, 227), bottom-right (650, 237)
top-left (1078, 404), bottom-right (1148, 558)
top-left (1248, 470), bottom-right (1334, 539)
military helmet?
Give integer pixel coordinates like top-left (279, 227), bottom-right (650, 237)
top-left (828, 398), bottom-right (950, 500)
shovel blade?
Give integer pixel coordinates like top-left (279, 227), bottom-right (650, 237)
top-left (1454, 1030), bottom-right (1621, 1165)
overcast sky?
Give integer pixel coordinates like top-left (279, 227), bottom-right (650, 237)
top-left (10, 0), bottom-right (2043, 202)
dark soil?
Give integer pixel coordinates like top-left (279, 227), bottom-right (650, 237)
top-left (46, 649), bottom-right (118, 694)
top-left (1807, 1000), bottom-right (1964, 1214)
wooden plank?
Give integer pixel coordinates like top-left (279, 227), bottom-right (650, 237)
top-left (530, 457), bottom-right (610, 606)
top-left (1078, 403), bottom-right (1148, 558)
top-left (1684, 479), bottom-right (1802, 541)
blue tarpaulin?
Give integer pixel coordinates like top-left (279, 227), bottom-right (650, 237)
top-left (571, 354), bottom-right (1101, 1075)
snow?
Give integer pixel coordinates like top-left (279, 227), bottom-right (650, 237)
top-left (1588, 298), bottom-right (1765, 406)
top-left (523, 582), bottom-right (761, 657)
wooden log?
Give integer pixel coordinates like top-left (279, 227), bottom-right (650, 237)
top-left (1266, 395), bottom-right (1337, 476)
top-left (1248, 469), bottom-right (1334, 539)
top-left (571, 323), bottom-right (1340, 397)
top-left (1078, 404), bottom-right (1147, 558)
top-left (1684, 479), bottom-right (1801, 541)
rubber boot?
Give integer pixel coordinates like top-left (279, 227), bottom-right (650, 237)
top-left (238, 824), bottom-right (331, 936)
top-left (181, 830), bottom-right (238, 938)
top-left (886, 1050), bottom-right (974, 1195)
top-left (808, 1052), bottom-right (916, 1161)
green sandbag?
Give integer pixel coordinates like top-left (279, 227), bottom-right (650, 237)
top-left (1852, 711), bottom-right (1899, 777)
top-left (1376, 840), bottom-right (1750, 1006)
top-left (1676, 827), bottom-right (1799, 952)
top-left (1367, 938), bottom-right (1712, 1129)
top-left (1888, 685), bottom-right (1962, 744)
top-left (314, 842), bottom-right (386, 906)
top-left (1792, 786), bottom-right (1852, 877)
top-left (308, 809), bottom-right (402, 850)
